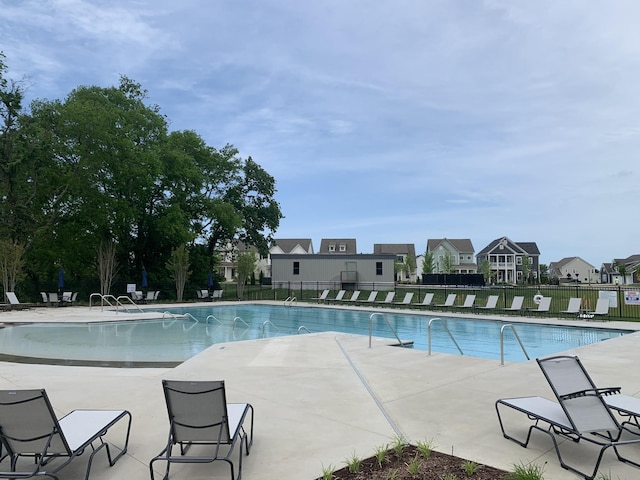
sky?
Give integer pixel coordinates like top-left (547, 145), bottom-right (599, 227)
top-left (1, 0), bottom-right (639, 267)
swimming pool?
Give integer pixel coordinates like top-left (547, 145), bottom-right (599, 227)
top-left (0, 304), bottom-right (633, 366)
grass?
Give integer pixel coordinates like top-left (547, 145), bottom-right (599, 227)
top-left (508, 461), bottom-right (546, 480)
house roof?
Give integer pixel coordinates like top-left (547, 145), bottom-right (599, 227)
top-left (477, 236), bottom-right (539, 256)
top-left (319, 238), bottom-right (357, 254)
top-left (426, 238), bottom-right (474, 253)
top-left (373, 243), bottom-right (416, 257)
top-left (271, 238), bottom-right (313, 254)
top-left (549, 256), bottom-right (595, 272)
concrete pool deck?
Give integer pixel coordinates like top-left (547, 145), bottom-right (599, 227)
top-left (1, 302), bottom-right (640, 479)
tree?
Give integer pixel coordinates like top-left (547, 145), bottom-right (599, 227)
top-left (405, 254), bottom-right (416, 281)
top-left (441, 252), bottom-right (453, 274)
top-left (236, 251), bottom-right (257, 299)
top-left (615, 262), bottom-right (627, 285)
top-left (166, 245), bottom-right (191, 302)
top-left (479, 259), bottom-right (492, 285)
top-left (96, 239), bottom-right (118, 296)
top-left (422, 252), bottom-right (434, 275)
top-left (539, 263), bottom-right (549, 284)
top-left (0, 239), bottom-right (25, 297)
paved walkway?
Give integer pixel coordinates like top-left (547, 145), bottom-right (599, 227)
top-left (1, 303), bottom-right (640, 479)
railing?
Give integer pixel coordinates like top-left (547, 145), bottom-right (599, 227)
top-left (500, 324), bottom-right (530, 366)
top-left (297, 326), bottom-right (311, 334)
top-left (89, 293), bottom-right (144, 313)
top-left (232, 316), bottom-right (249, 330)
top-left (206, 314), bottom-right (223, 325)
top-left (427, 318), bottom-right (464, 356)
top-left (368, 313), bottom-right (410, 349)
top-left (284, 296), bottom-right (297, 306)
top-left (261, 320), bottom-right (280, 338)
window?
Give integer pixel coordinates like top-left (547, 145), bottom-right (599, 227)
top-left (293, 261), bottom-right (300, 275)
top-left (396, 255), bottom-right (404, 263)
top-left (328, 244), bottom-right (335, 252)
top-left (339, 244), bottom-right (346, 252)
top-left (376, 262), bottom-right (383, 275)
top-left (516, 257), bottom-right (522, 265)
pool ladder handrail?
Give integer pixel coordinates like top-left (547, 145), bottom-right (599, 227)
top-left (206, 314), bottom-right (223, 325)
top-left (232, 316), bottom-right (249, 331)
top-left (368, 313), bottom-right (409, 349)
top-left (427, 317), bottom-right (464, 356)
top-left (297, 326), bottom-right (311, 334)
top-left (89, 293), bottom-right (145, 313)
top-left (500, 324), bottom-right (530, 366)
top-left (284, 296), bottom-right (297, 306)
top-left (261, 320), bottom-right (281, 338)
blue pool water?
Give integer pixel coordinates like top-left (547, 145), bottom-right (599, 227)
top-left (0, 304), bottom-right (633, 366)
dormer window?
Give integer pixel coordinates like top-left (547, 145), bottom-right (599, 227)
top-left (339, 244), bottom-right (346, 252)
top-left (329, 244), bottom-right (335, 252)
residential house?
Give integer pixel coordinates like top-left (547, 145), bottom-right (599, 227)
top-left (549, 256), bottom-right (599, 284)
top-left (270, 253), bottom-right (395, 290)
top-left (217, 241), bottom-right (259, 282)
top-left (425, 239), bottom-right (477, 274)
top-left (601, 255), bottom-right (640, 284)
top-left (476, 236), bottom-right (540, 284)
top-left (373, 243), bottom-right (417, 282)
top-left (261, 238), bottom-right (314, 278)
top-left (318, 238), bottom-right (357, 254)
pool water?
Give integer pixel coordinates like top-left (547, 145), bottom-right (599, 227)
top-left (0, 304), bottom-right (632, 365)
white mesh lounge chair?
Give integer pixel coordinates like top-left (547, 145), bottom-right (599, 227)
top-left (478, 295), bottom-right (499, 310)
top-left (0, 389), bottom-right (131, 480)
top-left (346, 290), bottom-right (361, 302)
top-left (5, 292), bottom-right (34, 310)
top-left (311, 289), bottom-right (330, 303)
top-left (149, 380), bottom-right (254, 480)
top-left (377, 292), bottom-right (395, 304)
top-left (327, 290), bottom-right (345, 302)
top-left (503, 296), bottom-right (524, 312)
top-left (62, 292), bottom-right (78, 306)
top-left (436, 293), bottom-right (456, 308)
top-left (419, 293), bottom-right (434, 307)
top-left (458, 294), bottom-right (476, 308)
top-left (363, 291), bottom-right (378, 303)
top-left (394, 292), bottom-right (414, 306)
top-left (529, 296), bottom-right (551, 314)
top-left (560, 297), bottom-right (582, 314)
top-left (588, 298), bottom-right (610, 319)
top-left (496, 355), bottom-right (640, 480)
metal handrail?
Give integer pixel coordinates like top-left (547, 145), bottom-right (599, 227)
top-left (232, 316), bottom-right (249, 330)
top-left (427, 318), bottom-right (464, 356)
top-left (368, 313), bottom-right (409, 348)
top-left (261, 320), bottom-right (280, 338)
top-left (115, 295), bottom-right (145, 313)
top-left (500, 324), bottom-right (530, 365)
top-left (206, 314), bottom-right (223, 325)
top-left (297, 326), bottom-right (311, 334)
top-left (89, 293), bottom-right (143, 313)
top-left (284, 296), bottom-right (297, 306)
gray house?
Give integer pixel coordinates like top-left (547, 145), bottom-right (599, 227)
top-left (373, 243), bottom-right (417, 282)
top-left (476, 236), bottom-right (540, 284)
top-left (270, 253), bottom-right (395, 290)
top-left (318, 238), bottom-right (357, 254)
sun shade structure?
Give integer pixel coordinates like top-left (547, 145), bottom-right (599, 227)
top-left (496, 355), bottom-right (640, 480)
top-left (149, 380), bottom-right (254, 480)
top-left (0, 389), bottom-right (131, 480)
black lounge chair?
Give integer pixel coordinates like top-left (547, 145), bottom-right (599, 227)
top-left (496, 355), bottom-right (640, 480)
top-left (0, 389), bottom-right (131, 480)
top-left (149, 380), bottom-right (254, 480)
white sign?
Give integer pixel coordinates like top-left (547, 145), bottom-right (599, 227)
top-left (126, 283), bottom-right (136, 293)
top-left (625, 290), bottom-right (640, 305)
top-left (599, 290), bottom-right (618, 308)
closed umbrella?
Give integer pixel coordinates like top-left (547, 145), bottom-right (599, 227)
top-left (57, 268), bottom-right (65, 290)
top-left (207, 271), bottom-right (214, 288)
top-left (142, 269), bottom-right (148, 289)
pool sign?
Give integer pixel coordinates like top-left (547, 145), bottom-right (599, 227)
top-left (625, 290), bottom-right (640, 305)
top-left (127, 283), bottom-right (136, 293)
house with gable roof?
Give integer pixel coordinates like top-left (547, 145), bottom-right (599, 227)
top-left (319, 238), bottom-right (357, 254)
top-left (373, 243), bottom-right (417, 282)
top-left (262, 238), bottom-right (314, 278)
top-left (476, 236), bottom-right (540, 284)
top-left (601, 254), bottom-right (640, 284)
top-left (425, 238), bottom-right (477, 274)
top-left (549, 256), bottom-right (599, 284)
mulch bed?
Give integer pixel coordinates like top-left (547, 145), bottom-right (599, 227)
top-left (316, 445), bottom-right (512, 480)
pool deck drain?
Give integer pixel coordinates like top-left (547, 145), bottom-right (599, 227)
top-left (0, 302), bottom-right (639, 480)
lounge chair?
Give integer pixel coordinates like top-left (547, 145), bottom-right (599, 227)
top-left (327, 290), bottom-right (345, 303)
top-left (419, 293), bottom-right (434, 307)
top-left (345, 290), bottom-right (361, 302)
top-left (436, 293), bottom-right (456, 308)
top-left (587, 298), bottom-right (610, 319)
top-left (503, 296), bottom-right (524, 312)
top-left (496, 355), bottom-right (640, 480)
top-left (478, 295), bottom-right (499, 310)
top-left (4, 292), bottom-right (34, 310)
top-left (196, 289), bottom-right (212, 301)
top-left (362, 291), bottom-right (378, 303)
top-left (394, 292), bottom-right (414, 306)
top-left (0, 388), bottom-right (131, 480)
top-left (529, 296), bottom-right (551, 314)
top-left (560, 297), bottom-right (581, 314)
top-left (145, 290), bottom-right (157, 303)
top-left (311, 289), bottom-right (330, 303)
top-left (377, 292), bottom-right (395, 305)
top-left (62, 292), bottom-right (78, 306)
top-left (149, 380), bottom-right (254, 480)
top-left (131, 290), bottom-right (144, 302)
top-left (458, 294), bottom-right (476, 308)
top-left (40, 292), bottom-right (50, 306)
